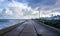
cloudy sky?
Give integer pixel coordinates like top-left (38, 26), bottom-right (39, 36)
top-left (0, 0), bottom-right (60, 19)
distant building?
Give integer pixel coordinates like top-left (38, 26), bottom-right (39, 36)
top-left (41, 15), bottom-right (60, 20)
top-left (52, 15), bottom-right (60, 20)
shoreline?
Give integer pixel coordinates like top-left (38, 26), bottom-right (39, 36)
top-left (0, 21), bottom-right (25, 36)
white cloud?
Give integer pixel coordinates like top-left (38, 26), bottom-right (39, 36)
top-left (0, 0), bottom-right (4, 3)
top-left (0, 0), bottom-right (39, 19)
top-left (0, 9), bottom-right (3, 13)
top-left (0, 0), bottom-right (5, 5)
top-left (0, 0), bottom-right (60, 19)
top-left (5, 8), bottom-right (13, 15)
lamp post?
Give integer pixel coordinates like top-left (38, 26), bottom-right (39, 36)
top-left (39, 10), bottom-right (40, 19)
top-left (38, 8), bottom-right (40, 19)
top-left (51, 10), bottom-right (53, 17)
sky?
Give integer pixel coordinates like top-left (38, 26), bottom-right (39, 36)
top-left (0, 0), bottom-right (60, 19)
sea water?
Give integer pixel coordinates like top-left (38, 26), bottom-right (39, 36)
top-left (0, 19), bottom-right (24, 30)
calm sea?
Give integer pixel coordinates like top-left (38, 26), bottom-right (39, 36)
top-left (0, 19), bottom-right (24, 30)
